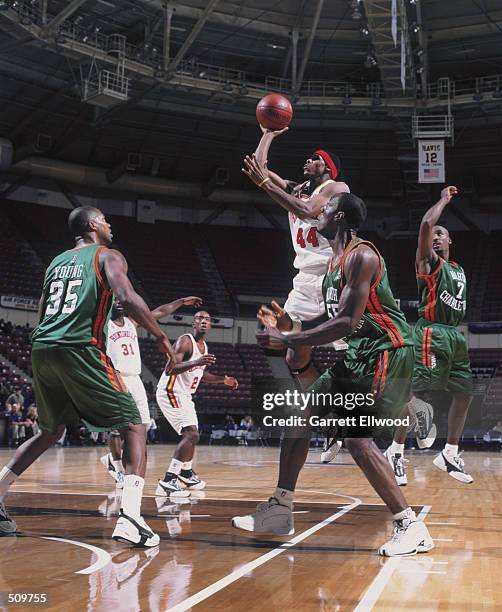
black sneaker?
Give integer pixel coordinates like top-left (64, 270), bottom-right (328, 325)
top-left (0, 501), bottom-right (17, 535)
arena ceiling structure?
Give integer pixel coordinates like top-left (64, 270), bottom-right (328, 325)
top-left (0, 0), bottom-right (502, 223)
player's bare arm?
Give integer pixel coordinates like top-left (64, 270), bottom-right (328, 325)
top-left (257, 247), bottom-right (378, 347)
top-left (101, 248), bottom-right (177, 363)
top-left (151, 296), bottom-right (203, 321)
top-left (170, 334), bottom-right (216, 375)
top-left (202, 371), bottom-right (239, 389)
top-left (254, 125), bottom-right (294, 191)
top-left (243, 154), bottom-right (348, 219)
top-left (416, 186), bottom-right (458, 275)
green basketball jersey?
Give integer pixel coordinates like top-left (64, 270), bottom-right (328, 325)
top-left (32, 244), bottom-right (112, 348)
top-left (322, 238), bottom-right (413, 356)
top-left (417, 258), bottom-right (466, 326)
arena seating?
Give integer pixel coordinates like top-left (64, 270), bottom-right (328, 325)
top-left (205, 225), bottom-right (293, 298)
top-left (0, 208), bottom-right (46, 298)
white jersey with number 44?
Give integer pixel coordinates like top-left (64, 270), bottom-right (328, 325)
top-left (288, 179), bottom-right (336, 275)
top-left (157, 333), bottom-right (208, 396)
top-left (107, 317), bottom-right (141, 376)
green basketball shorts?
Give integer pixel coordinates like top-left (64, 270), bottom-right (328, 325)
top-left (32, 342), bottom-right (142, 434)
top-left (412, 318), bottom-right (473, 396)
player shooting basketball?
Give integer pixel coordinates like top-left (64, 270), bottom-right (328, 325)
top-left (244, 129), bottom-right (349, 463)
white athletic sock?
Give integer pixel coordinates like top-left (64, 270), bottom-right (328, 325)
top-left (112, 459), bottom-right (124, 474)
top-left (443, 443), bottom-right (458, 457)
top-left (168, 458), bottom-right (183, 476)
top-left (393, 507), bottom-right (416, 522)
top-left (0, 466), bottom-right (18, 501)
top-left (121, 475), bottom-right (144, 520)
top-left (390, 441), bottom-right (405, 455)
top-left (182, 461), bottom-right (193, 471)
top-left (272, 487), bottom-right (294, 509)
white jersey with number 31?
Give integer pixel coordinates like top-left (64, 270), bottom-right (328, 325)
top-left (107, 317), bottom-right (141, 375)
top-left (288, 179), bottom-right (336, 275)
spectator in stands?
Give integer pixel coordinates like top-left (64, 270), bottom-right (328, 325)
top-left (24, 404), bottom-right (40, 439)
top-left (493, 421), bottom-right (502, 434)
top-left (7, 403), bottom-right (31, 447)
top-left (6, 387), bottom-right (24, 410)
top-left (225, 414), bottom-right (237, 430)
top-left (240, 415), bottom-right (254, 430)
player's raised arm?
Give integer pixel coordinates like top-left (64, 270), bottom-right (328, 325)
top-left (150, 296), bottom-right (203, 321)
top-left (256, 247), bottom-right (378, 348)
top-left (243, 154), bottom-right (348, 220)
top-left (416, 186), bottom-right (458, 274)
top-left (101, 248), bottom-right (176, 362)
top-left (254, 125), bottom-right (293, 191)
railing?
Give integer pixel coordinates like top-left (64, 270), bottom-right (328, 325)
top-left (412, 114), bottom-right (454, 139)
top-left (7, 0), bottom-right (502, 104)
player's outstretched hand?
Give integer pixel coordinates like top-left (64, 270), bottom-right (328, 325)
top-left (224, 375), bottom-right (239, 390)
top-left (242, 154), bottom-right (269, 187)
top-left (183, 296), bottom-right (203, 307)
top-left (259, 124), bottom-right (289, 137)
top-left (440, 185), bottom-right (458, 203)
top-left (257, 300), bottom-right (293, 332)
top-left (197, 354), bottom-right (217, 367)
top-left (256, 325), bottom-right (287, 348)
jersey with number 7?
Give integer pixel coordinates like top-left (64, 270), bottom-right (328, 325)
top-left (417, 258), bottom-right (466, 327)
top-left (32, 244), bottom-right (112, 348)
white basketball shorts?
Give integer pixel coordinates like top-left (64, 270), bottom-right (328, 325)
top-left (156, 388), bottom-right (198, 435)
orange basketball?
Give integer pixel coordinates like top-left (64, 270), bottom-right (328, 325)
top-left (256, 93), bottom-right (293, 130)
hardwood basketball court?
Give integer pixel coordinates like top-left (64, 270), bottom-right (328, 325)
top-left (1, 445), bottom-right (500, 611)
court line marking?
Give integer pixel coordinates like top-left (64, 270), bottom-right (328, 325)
top-left (427, 522), bottom-right (457, 525)
top-left (353, 505), bottom-right (432, 612)
top-left (434, 538), bottom-right (453, 542)
top-left (41, 536), bottom-right (111, 575)
top-left (167, 496), bottom-right (362, 612)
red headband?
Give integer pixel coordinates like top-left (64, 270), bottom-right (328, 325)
top-left (314, 149), bottom-right (338, 179)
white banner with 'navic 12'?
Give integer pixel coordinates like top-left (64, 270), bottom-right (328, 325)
top-left (418, 139), bottom-right (445, 183)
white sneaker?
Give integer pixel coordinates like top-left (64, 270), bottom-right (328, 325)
top-left (384, 447), bottom-right (408, 486)
top-left (232, 497), bottom-right (294, 535)
top-left (320, 440), bottom-right (342, 464)
top-left (0, 501), bottom-right (17, 535)
top-left (100, 453), bottom-right (122, 483)
top-left (178, 470), bottom-right (206, 490)
top-left (112, 511), bottom-right (160, 547)
top-left (155, 477), bottom-right (190, 498)
top-left (433, 451), bottom-right (473, 483)
top-left (379, 519), bottom-right (434, 557)
top-left (115, 471), bottom-right (124, 490)
top-left (409, 397), bottom-right (437, 449)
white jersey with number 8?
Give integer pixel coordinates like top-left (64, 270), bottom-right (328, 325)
top-left (106, 317), bottom-right (141, 376)
top-left (288, 179), bottom-right (335, 275)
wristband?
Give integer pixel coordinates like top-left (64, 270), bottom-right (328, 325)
top-left (258, 177), bottom-right (271, 188)
top-left (281, 319), bottom-right (302, 335)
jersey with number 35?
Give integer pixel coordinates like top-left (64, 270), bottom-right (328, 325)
top-left (32, 244), bottom-right (113, 349)
top-left (288, 179), bottom-right (337, 275)
top-left (107, 317), bottom-right (141, 375)
top-left (417, 258), bottom-right (467, 327)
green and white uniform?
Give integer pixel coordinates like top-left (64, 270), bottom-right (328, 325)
top-left (310, 238), bottom-right (414, 437)
top-left (413, 257), bottom-right (472, 395)
top-left (32, 244), bottom-right (141, 433)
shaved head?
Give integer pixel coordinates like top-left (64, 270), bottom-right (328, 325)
top-left (68, 206), bottom-right (102, 237)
